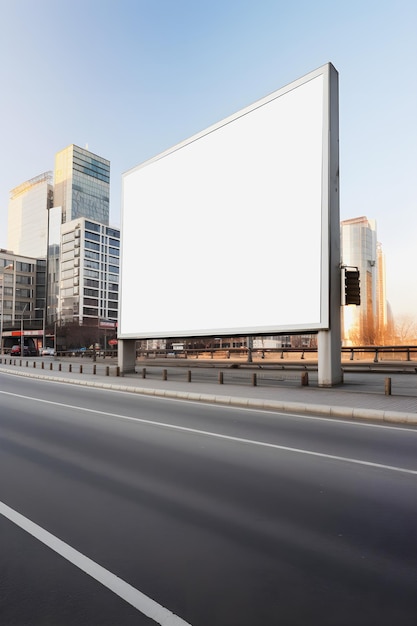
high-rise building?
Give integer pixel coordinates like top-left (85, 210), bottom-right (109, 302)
top-left (54, 144), bottom-right (110, 225)
top-left (341, 216), bottom-right (388, 344)
top-left (58, 218), bottom-right (119, 327)
top-left (6, 145), bottom-right (115, 342)
top-left (7, 171), bottom-right (53, 258)
top-left (47, 145), bottom-right (112, 326)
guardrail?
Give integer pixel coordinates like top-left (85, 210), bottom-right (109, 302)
top-left (2, 345), bottom-right (416, 363)
top-left (136, 346), bottom-right (417, 362)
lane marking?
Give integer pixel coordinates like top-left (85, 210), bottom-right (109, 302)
top-left (1, 390), bottom-right (417, 476)
top-left (0, 500), bottom-right (191, 625)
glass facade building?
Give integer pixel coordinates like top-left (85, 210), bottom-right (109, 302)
top-left (54, 145), bottom-right (110, 225)
top-left (7, 171), bottom-right (53, 258)
top-left (341, 216), bottom-right (387, 345)
top-left (6, 145), bottom-right (116, 337)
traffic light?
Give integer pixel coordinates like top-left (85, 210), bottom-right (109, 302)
top-left (344, 269), bottom-right (360, 305)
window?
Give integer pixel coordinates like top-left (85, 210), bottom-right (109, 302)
top-left (16, 275), bottom-right (32, 285)
top-left (84, 288), bottom-right (99, 297)
top-left (84, 269), bottom-right (99, 279)
top-left (16, 288), bottom-right (32, 298)
top-left (16, 262), bottom-right (33, 272)
top-left (85, 241), bottom-right (100, 251)
top-left (85, 279), bottom-right (99, 288)
top-left (85, 231), bottom-right (101, 242)
top-left (84, 297), bottom-right (98, 306)
top-left (84, 260), bottom-right (99, 270)
top-left (85, 221), bottom-right (101, 232)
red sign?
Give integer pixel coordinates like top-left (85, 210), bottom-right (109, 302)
top-left (108, 339), bottom-right (118, 346)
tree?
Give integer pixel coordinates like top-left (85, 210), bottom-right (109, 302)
top-left (394, 315), bottom-right (417, 345)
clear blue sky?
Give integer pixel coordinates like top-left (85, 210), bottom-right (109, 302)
top-left (1, 0), bottom-right (416, 318)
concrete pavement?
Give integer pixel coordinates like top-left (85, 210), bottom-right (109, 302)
top-left (1, 357), bottom-right (417, 425)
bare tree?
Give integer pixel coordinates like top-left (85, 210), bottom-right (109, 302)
top-left (394, 315), bottom-right (417, 345)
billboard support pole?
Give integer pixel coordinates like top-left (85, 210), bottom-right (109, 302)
top-left (318, 63), bottom-right (342, 387)
top-left (119, 339), bottom-right (136, 374)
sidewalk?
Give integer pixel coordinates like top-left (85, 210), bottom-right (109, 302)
top-left (1, 358), bottom-right (417, 425)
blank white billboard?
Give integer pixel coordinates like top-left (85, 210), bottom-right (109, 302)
top-left (120, 63), bottom-right (337, 339)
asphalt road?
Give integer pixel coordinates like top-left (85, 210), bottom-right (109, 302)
top-left (0, 372), bottom-right (416, 625)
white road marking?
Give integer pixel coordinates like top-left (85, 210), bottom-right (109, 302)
top-left (1, 390), bottom-right (417, 476)
top-left (0, 500), bottom-right (191, 626)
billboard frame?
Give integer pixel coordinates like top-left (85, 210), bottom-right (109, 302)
top-left (119, 63), bottom-right (341, 385)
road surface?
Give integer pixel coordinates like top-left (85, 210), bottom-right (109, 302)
top-left (1, 371), bottom-right (416, 625)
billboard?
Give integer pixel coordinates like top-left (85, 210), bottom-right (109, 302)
top-left (120, 63), bottom-right (338, 339)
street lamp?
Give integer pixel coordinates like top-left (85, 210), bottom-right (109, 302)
top-left (0, 263), bottom-right (14, 355)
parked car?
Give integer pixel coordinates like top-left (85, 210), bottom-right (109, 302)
top-left (41, 347), bottom-right (55, 356)
top-left (11, 344), bottom-right (29, 356)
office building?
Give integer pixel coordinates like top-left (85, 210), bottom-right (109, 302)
top-left (341, 216), bottom-right (388, 344)
top-left (7, 171), bottom-right (53, 258)
top-left (6, 145), bottom-right (115, 341)
top-left (59, 218), bottom-right (119, 327)
top-left (54, 144), bottom-right (110, 225)
top-left (0, 251), bottom-right (46, 352)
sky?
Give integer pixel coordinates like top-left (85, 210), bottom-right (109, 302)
top-left (0, 0), bottom-right (416, 319)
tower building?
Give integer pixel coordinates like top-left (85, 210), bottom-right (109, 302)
top-left (341, 216), bottom-right (388, 344)
top-left (54, 145), bottom-right (110, 225)
top-left (7, 171), bottom-right (53, 258)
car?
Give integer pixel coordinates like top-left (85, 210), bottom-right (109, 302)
top-left (41, 347), bottom-right (55, 356)
top-left (11, 344), bottom-right (30, 356)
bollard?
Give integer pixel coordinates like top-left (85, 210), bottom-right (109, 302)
top-left (218, 371), bottom-right (224, 384)
top-left (69, 363), bottom-right (72, 372)
top-left (301, 371), bottom-right (309, 386)
top-left (385, 377), bottom-right (391, 396)
top-left (49, 362), bottom-right (53, 371)
top-left (25, 360), bottom-right (28, 367)
top-left (93, 364), bottom-right (96, 375)
top-left (116, 366), bottom-right (120, 377)
top-left (162, 369), bottom-right (167, 381)
top-left (142, 367), bottom-right (146, 379)
top-left (41, 361), bottom-right (44, 370)
top-left (59, 363), bottom-right (62, 371)
top-left (80, 365), bottom-right (83, 374)
top-left (106, 366), bottom-right (110, 376)
top-left (33, 361), bottom-right (36, 368)
top-left (187, 370), bottom-right (192, 383)
top-left (252, 373), bottom-right (257, 386)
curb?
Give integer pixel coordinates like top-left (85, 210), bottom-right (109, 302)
top-left (1, 367), bottom-right (417, 425)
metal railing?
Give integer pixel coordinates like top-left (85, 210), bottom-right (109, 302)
top-left (136, 346), bottom-right (417, 362)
